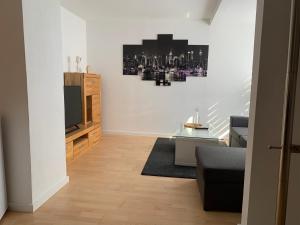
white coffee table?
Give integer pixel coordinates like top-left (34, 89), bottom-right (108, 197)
top-left (173, 127), bottom-right (223, 166)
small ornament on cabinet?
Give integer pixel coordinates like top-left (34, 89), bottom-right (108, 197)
top-left (86, 65), bottom-right (91, 74)
top-left (76, 56), bottom-right (82, 72)
top-left (193, 108), bottom-right (200, 124)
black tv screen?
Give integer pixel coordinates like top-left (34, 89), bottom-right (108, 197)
top-left (64, 86), bottom-right (82, 129)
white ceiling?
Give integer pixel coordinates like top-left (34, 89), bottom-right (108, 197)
top-left (60, 0), bottom-right (221, 22)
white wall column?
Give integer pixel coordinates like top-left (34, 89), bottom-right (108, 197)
top-left (0, 0), bottom-right (33, 212)
top-left (0, 0), bottom-right (68, 212)
top-left (241, 0), bottom-right (300, 224)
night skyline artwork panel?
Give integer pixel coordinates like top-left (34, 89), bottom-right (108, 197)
top-left (123, 34), bottom-right (209, 86)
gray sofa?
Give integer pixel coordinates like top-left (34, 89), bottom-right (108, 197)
top-left (195, 116), bottom-right (249, 212)
top-left (229, 116), bottom-right (249, 148)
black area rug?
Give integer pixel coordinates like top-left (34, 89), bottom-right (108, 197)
top-left (141, 138), bottom-right (196, 179)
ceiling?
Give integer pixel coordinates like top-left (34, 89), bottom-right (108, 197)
top-left (60, 0), bottom-right (221, 22)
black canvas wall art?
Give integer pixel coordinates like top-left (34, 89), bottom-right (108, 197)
top-left (123, 34), bottom-right (209, 86)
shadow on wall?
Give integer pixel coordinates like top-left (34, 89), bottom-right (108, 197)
top-left (207, 77), bottom-right (252, 139)
top-left (242, 76), bottom-right (252, 115)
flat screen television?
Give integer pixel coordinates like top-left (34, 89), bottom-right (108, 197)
top-left (64, 86), bottom-right (82, 130)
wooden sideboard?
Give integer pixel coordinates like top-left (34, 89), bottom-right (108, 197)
top-left (64, 73), bottom-right (102, 163)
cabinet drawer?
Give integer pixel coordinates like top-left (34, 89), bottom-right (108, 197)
top-left (66, 142), bottom-right (73, 161)
top-left (84, 77), bottom-right (99, 96)
top-left (73, 138), bottom-right (89, 157)
top-left (89, 128), bottom-right (101, 146)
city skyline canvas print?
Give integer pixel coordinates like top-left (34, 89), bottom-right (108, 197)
top-left (123, 34), bottom-right (209, 85)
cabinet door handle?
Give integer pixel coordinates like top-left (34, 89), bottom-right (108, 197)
top-left (268, 145), bottom-right (300, 153)
top-left (268, 145), bottom-right (283, 150)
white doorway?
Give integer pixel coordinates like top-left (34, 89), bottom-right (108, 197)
top-left (242, 0), bottom-right (300, 224)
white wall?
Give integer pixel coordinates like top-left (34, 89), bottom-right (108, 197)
top-left (0, 121), bottom-right (7, 218)
top-left (22, 0), bottom-right (69, 211)
top-left (87, 19), bottom-right (210, 136)
top-left (0, 0), bottom-right (33, 211)
top-left (86, 1), bottom-right (256, 137)
top-left (61, 7), bottom-right (87, 73)
top-left (207, 0), bottom-right (256, 138)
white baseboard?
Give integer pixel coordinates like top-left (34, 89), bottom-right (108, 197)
top-left (8, 176), bottom-right (69, 213)
top-left (8, 202), bottom-right (34, 213)
top-left (0, 210), bottom-right (6, 221)
top-left (103, 129), bottom-right (173, 138)
top-left (32, 176), bottom-right (69, 212)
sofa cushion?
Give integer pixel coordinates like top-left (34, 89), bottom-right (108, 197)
top-left (195, 145), bottom-right (245, 183)
top-left (241, 135), bottom-right (248, 142)
top-left (231, 127), bottom-right (248, 147)
top-left (232, 127), bottom-right (248, 137)
top-left (239, 135), bottom-right (248, 148)
top-left (230, 116), bottom-right (249, 128)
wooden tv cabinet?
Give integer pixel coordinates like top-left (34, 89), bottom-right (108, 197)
top-left (64, 73), bottom-right (102, 163)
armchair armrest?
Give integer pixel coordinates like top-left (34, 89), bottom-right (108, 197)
top-left (230, 116), bottom-right (249, 128)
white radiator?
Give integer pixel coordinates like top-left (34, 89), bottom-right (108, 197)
top-left (0, 121), bottom-right (7, 219)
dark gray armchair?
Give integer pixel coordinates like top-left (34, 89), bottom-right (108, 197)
top-left (194, 116), bottom-right (248, 212)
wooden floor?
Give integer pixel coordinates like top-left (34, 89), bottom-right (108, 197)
top-left (0, 135), bottom-right (241, 225)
